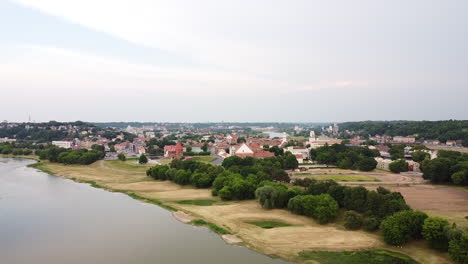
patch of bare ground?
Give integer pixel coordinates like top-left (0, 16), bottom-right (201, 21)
top-left (172, 211), bottom-right (196, 223)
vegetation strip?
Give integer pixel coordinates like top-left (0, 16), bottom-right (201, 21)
top-left (176, 199), bottom-right (217, 206)
top-left (190, 219), bottom-right (231, 235)
top-left (246, 220), bottom-right (292, 229)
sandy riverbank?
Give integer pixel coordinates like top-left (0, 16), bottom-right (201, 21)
top-left (27, 159), bottom-right (453, 264)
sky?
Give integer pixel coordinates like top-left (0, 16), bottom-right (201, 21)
top-left (1, 0), bottom-right (467, 123)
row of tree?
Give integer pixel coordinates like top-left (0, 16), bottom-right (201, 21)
top-left (35, 145), bottom-right (104, 165)
top-left (309, 143), bottom-right (379, 171)
top-left (0, 144), bottom-right (33, 155)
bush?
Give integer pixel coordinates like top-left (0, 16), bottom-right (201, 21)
top-left (287, 194), bottom-right (339, 224)
top-left (357, 157), bottom-right (377, 171)
top-left (449, 233), bottom-right (468, 264)
top-left (138, 154), bottom-right (148, 164)
top-left (344, 210), bottom-right (363, 230)
top-left (452, 171), bottom-right (467, 185)
top-left (173, 169), bottom-right (191, 185)
top-left (422, 217), bottom-right (450, 251)
top-left (218, 186), bottom-right (233, 200)
top-left (363, 217), bottom-right (380, 231)
top-left (380, 210), bottom-right (428, 245)
top-left (190, 172), bottom-right (212, 188)
top-left (117, 153), bottom-right (126, 161)
top-left (389, 159), bottom-right (409, 173)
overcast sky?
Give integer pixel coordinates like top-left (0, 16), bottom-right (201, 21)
top-left (1, 0), bottom-right (467, 123)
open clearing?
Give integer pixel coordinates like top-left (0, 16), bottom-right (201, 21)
top-left (34, 160), bottom-right (454, 264)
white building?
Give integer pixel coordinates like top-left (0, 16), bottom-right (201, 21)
top-left (52, 141), bottom-right (72, 149)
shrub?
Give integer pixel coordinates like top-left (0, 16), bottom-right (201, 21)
top-left (218, 186), bottom-right (233, 200)
top-left (380, 210), bottom-right (428, 245)
top-left (363, 217), bottom-right (380, 231)
top-left (117, 153), bottom-right (126, 161)
top-left (344, 210), bottom-right (363, 230)
top-left (449, 233), bottom-right (468, 264)
top-left (452, 171), bottom-right (467, 185)
top-left (422, 217), bottom-right (450, 251)
top-left (138, 154), bottom-right (148, 164)
top-left (287, 194), bottom-right (339, 224)
top-left (190, 172), bottom-right (212, 188)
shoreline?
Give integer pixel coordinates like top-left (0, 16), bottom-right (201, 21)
top-left (9, 157), bottom-right (452, 264)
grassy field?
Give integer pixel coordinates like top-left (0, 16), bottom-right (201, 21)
top-left (299, 250), bottom-right (419, 264)
top-left (188, 156), bottom-right (215, 163)
top-left (105, 160), bottom-right (152, 171)
top-left (32, 160), bottom-right (452, 264)
top-left (176, 199), bottom-right (217, 206)
top-left (246, 220), bottom-right (292, 229)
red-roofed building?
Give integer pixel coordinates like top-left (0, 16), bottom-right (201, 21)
top-left (230, 143), bottom-right (274, 159)
top-left (164, 142), bottom-right (183, 159)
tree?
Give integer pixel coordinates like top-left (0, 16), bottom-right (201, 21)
top-left (412, 151), bottom-right (430, 163)
top-left (201, 142), bottom-right (209, 152)
top-left (363, 217), bottom-right (380, 231)
top-left (117, 153), bottom-right (126, 161)
top-left (283, 152), bottom-right (299, 169)
top-left (449, 233), bottom-right (468, 264)
top-left (190, 172), bottom-right (212, 188)
top-left (255, 186), bottom-right (280, 209)
top-left (186, 146), bottom-right (192, 152)
top-left (422, 217), bottom-right (450, 251)
top-left (344, 210), bottom-right (363, 230)
top-left (357, 156), bottom-right (377, 171)
top-left (380, 210), bottom-right (428, 245)
top-left (452, 171), bottom-right (468, 185)
top-left (422, 158), bottom-right (452, 183)
top-left (389, 159), bottom-right (409, 173)
top-left (138, 154), bottom-right (148, 164)
top-left (389, 145), bottom-right (405, 160)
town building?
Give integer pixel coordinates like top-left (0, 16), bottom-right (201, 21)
top-left (164, 142), bottom-right (184, 159)
top-left (52, 141), bottom-right (72, 149)
top-left (393, 136), bottom-right (416, 144)
top-left (229, 143), bottom-right (274, 158)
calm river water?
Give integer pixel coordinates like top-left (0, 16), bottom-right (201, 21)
top-left (0, 158), bottom-right (288, 264)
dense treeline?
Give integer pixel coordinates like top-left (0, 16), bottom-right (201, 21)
top-left (36, 145), bottom-right (104, 165)
top-left (0, 143), bottom-right (34, 155)
top-left (339, 120), bottom-right (468, 146)
top-left (0, 121), bottom-right (96, 142)
top-left (146, 154), bottom-right (296, 201)
top-left (310, 143), bottom-right (379, 171)
top-left (422, 150), bottom-right (468, 185)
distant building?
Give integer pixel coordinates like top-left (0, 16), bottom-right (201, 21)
top-left (0, 137), bottom-right (16, 143)
top-left (52, 141), bottom-right (72, 149)
top-left (164, 142), bottom-right (184, 159)
top-left (283, 146), bottom-right (309, 159)
top-left (393, 136), bottom-right (416, 144)
top-left (375, 157), bottom-right (392, 171)
top-left (230, 143), bottom-right (274, 158)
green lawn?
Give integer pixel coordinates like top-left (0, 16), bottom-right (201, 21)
top-left (299, 250), bottom-right (419, 264)
top-left (176, 199), bottom-right (217, 206)
top-left (105, 160), bottom-right (151, 171)
top-left (246, 220), bottom-right (292, 229)
top-left (188, 156), bottom-right (215, 164)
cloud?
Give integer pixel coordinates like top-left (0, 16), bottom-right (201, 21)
top-left (0, 44), bottom-right (292, 97)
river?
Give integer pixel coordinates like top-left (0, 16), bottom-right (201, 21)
top-left (0, 158), bottom-right (288, 264)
